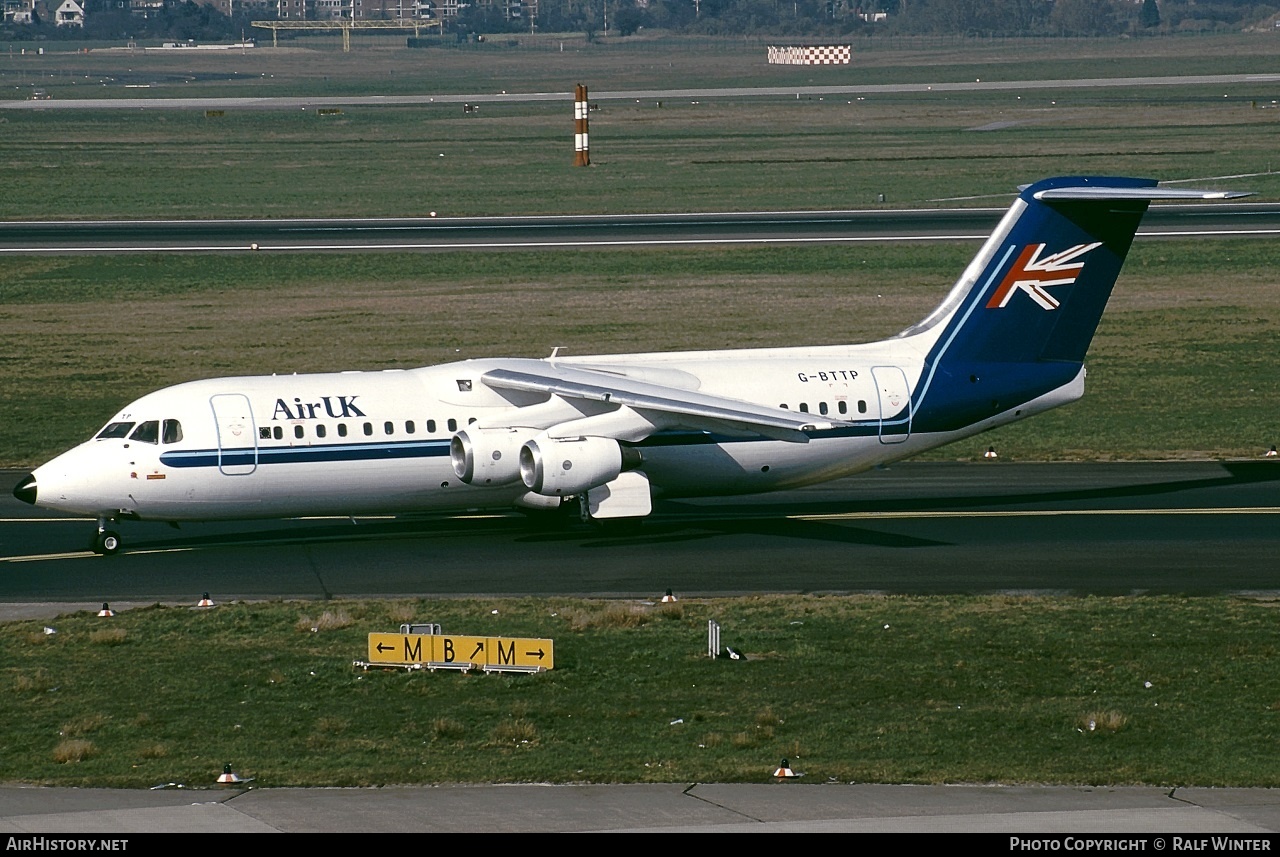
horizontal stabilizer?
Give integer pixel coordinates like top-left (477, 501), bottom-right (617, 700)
top-left (1032, 186), bottom-right (1252, 201)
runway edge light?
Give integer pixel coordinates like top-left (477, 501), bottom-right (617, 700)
top-left (197, 592), bottom-right (216, 608)
top-left (97, 603), bottom-right (113, 617)
top-left (217, 763), bottom-right (248, 785)
top-left (773, 759), bottom-right (798, 778)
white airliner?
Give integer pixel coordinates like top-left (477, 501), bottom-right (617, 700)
top-left (13, 176), bottom-right (1248, 555)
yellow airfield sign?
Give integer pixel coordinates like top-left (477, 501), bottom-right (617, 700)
top-left (367, 633), bottom-right (554, 670)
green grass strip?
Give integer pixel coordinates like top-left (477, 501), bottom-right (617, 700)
top-left (5, 595), bottom-right (1280, 788)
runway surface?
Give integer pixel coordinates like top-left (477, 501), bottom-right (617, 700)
top-left (4, 204), bottom-right (1280, 253)
top-left (3, 72), bottom-right (1280, 111)
top-left (4, 461), bottom-right (1279, 613)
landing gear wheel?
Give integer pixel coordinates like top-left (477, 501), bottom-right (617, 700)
top-left (95, 531), bottom-right (122, 556)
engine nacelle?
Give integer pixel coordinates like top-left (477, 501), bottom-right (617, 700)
top-left (450, 428), bottom-right (533, 486)
top-left (520, 436), bottom-right (629, 496)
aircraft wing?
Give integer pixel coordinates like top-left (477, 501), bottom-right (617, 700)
top-left (479, 365), bottom-right (842, 442)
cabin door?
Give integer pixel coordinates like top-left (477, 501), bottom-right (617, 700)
top-left (872, 366), bottom-right (912, 444)
top-left (210, 393), bottom-right (258, 475)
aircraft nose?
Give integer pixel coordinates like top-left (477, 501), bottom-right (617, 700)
top-left (12, 473), bottom-right (37, 506)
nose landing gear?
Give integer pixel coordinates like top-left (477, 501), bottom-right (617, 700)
top-left (93, 517), bottom-right (122, 556)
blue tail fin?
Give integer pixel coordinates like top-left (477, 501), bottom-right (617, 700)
top-left (906, 176), bottom-right (1247, 432)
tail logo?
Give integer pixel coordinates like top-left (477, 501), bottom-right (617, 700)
top-left (985, 242), bottom-right (1102, 311)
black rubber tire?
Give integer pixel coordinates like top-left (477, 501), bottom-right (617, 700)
top-left (96, 531), bottom-right (122, 556)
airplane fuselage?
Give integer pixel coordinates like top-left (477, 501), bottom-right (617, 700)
top-left (26, 342), bottom-right (1073, 524)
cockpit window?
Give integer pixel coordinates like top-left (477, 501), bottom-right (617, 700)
top-left (129, 420), bottom-right (160, 444)
top-left (162, 419), bottom-right (183, 444)
top-left (96, 422), bottom-right (135, 440)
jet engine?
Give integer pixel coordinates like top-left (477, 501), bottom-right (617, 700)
top-left (450, 428), bottom-right (534, 485)
top-left (519, 436), bottom-right (640, 496)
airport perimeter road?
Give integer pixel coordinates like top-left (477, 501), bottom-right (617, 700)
top-left (5, 783), bottom-right (1280, 833)
top-left (3, 204), bottom-right (1280, 253)
top-left (3, 72), bottom-right (1280, 112)
top-left (2, 461), bottom-right (1279, 611)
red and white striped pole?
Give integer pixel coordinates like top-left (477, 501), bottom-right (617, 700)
top-left (573, 84), bottom-right (590, 167)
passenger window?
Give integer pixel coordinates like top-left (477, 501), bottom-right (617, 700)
top-left (427, 419), bottom-right (437, 433)
top-left (96, 422), bottom-right (135, 440)
top-left (405, 421), bottom-right (415, 434)
top-left (316, 424), bottom-right (327, 439)
top-left (447, 418), bottom-right (457, 432)
top-left (294, 425), bottom-right (304, 439)
top-left (798, 403), bottom-right (809, 413)
top-left (837, 401), bottom-right (848, 415)
top-left (819, 402), bottom-right (829, 415)
top-left (363, 422), bottom-right (373, 436)
top-left (338, 424), bottom-right (348, 437)
top-left (384, 421), bottom-right (394, 435)
top-left (273, 426), bottom-right (283, 440)
top-left (162, 420), bottom-right (183, 444)
top-left (858, 400), bottom-right (868, 414)
top-left (129, 421), bottom-right (159, 444)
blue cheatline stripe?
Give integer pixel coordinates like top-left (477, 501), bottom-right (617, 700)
top-left (913, 242), bottom-right (1017, 414)
top-left (160, 439), bottom-right (454, 469)
top-left (158, 422), bottom-right (893, 470)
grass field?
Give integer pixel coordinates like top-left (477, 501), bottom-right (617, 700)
top-left (1, 90), bottom-right (1277, 219)
top-left (3, 33), bottom-right (1280, 219)
top-left (6, 594), bottom-right (1280, 789)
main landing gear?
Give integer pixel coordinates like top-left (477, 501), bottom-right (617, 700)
top-left (93, 517), bottom-right (122, 556)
